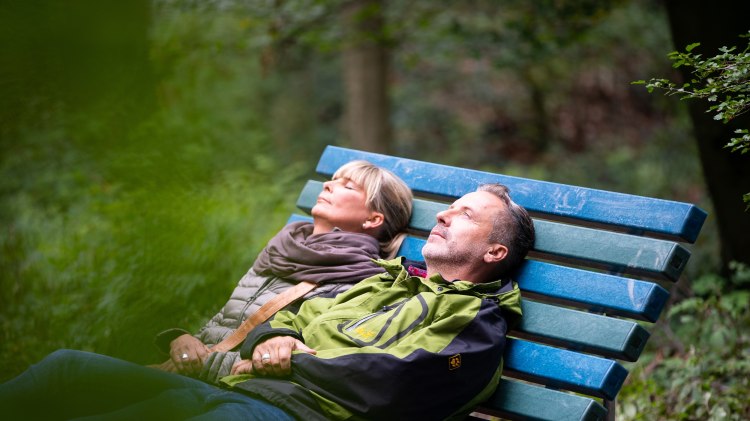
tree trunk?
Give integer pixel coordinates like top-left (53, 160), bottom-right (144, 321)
top-left (341, 0), bottom-right (392, 154)
top-left (664, 0), bottom-right (750, 270)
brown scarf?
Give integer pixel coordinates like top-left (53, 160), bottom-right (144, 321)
top-left (252, 221), bottom-right (385, 284)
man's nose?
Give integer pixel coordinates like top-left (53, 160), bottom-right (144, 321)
top-left (436, 210), bottom-right (449, 225)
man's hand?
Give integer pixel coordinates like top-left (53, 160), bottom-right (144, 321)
top-left (250, 336), bottom-right (317, 377)
top-left (169, 334), bottom-right (211, 375)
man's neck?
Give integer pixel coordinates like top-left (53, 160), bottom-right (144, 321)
top-left (425, 263), bottom-right (486, 284)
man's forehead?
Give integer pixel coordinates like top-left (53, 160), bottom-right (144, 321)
top-left (452, 191), bottom-right (505, 214)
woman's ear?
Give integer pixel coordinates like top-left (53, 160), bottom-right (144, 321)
top-left (363, 212), bottom-right (385, 230)
top-left (484, 244), bottom-right (508, 264)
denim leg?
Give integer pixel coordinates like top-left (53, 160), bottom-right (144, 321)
top-left (0, 349), bottom-right (205, 420)
top-left (187, 387), bottom-right (296, 421)
top-left (72, 386), bottom-right (295, 421)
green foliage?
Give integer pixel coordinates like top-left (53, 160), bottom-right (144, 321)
top-left (633, 31), bottom-right (750, 207)
top-left (0, 2), bottom-right (312, 380)
top-left (618, 263), bottom-right (750, 420)
top-left (634, 33), bottom-right (750, 153)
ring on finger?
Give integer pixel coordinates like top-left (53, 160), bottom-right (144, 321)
top-left (261, 353), bottom-right (271, 363)
top-left (181, 353), bottom-right (189, 360)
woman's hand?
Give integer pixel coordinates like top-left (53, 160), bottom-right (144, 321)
top-left (250, 336), bottom-right (317, 377)
top-left (169, 334), bottom-right (211, 375)
top-left (230, 358), bottom-right (254, 375)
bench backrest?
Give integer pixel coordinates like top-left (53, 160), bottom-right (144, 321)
top-left (292, 146), bottom-right (707, 421)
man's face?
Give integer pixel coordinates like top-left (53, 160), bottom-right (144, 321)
top-left (422, 191), bottom-right (506, 272)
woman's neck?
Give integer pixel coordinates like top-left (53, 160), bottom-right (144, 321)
top-left (311, 219), bottom-right (333, 235)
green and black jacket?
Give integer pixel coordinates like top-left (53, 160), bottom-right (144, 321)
top-left (222, 258), bottom-right (522, 421)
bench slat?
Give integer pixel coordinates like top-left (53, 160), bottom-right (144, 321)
top-left (517, 301), bottom-right (650, 361)
top-left (514, 260), bottom-right (669, 322)
top-left (299, 181), bottom-right (690, 282)
top-left (316, 145), bottom-right (707, 243)
top-left (477, 378), bottom-right (607, 421)
top-left (503, 339), bottom-right (628, 400)
top-left (532, 220), bottom-right (690, 282)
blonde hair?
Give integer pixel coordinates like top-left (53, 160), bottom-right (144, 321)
top-left (333, 160), bottom-right (413, 258)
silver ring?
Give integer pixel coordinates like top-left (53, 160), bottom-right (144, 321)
top-left (181, 353), bottom-right (189, 360)
top-left (261, 353), bottom-right (271, 361)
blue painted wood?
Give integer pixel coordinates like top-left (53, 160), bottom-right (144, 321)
top-left (504, 339), bottom-right (628, 401)
top-left (532, 219), bottom-right (691, 282)
top-left (517, 301), bottom-right (650, 361)
top-left (514, 260), bottom-right (669, 323)
top-left (287, 214), bottom-right (313, 225)
top-left (479, 379), bottom-right (607, 421)
top-left (298, 180), bottom-right (691, 282)
top-left (316, 145), bottom-right (707, 243)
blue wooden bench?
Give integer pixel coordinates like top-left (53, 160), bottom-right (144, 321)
top-left (292, 145), bottom-right (707, 421)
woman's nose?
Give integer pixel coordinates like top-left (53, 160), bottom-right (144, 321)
top-left (323, 180), bottom-right (333, 192)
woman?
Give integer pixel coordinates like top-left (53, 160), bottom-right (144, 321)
top-left (152, 160), bottom-right (413, 382)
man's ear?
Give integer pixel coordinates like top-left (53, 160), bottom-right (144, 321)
top-left (363, 212), bottom-right (385, 230)
top-left (484, 244), bottom-right (508, 264)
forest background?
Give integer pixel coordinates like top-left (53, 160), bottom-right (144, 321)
top-left (1, 0), bottom-right (749, 419)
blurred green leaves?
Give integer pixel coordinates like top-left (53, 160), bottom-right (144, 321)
top-left (0, 1), bottom-right (308, 378)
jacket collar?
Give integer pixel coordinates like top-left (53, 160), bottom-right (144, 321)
top-left (374, 257), bottom-right (511, 295)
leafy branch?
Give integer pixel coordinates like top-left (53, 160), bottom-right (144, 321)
top-left (634, 33), bottom-right (750, 153)
top-left (634, 31), bottom-right (750, 208)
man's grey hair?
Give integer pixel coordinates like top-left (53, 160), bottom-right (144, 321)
top-left (476, 183), bottom-right (535, 276)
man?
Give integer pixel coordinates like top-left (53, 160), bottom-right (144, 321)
top-left (222, 183), bottom-right (535, 420)
top-left (0, 184), bottom-right (534, 421)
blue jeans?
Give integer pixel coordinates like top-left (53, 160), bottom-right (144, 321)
top-left (0, 349), bottom-right (295, 421)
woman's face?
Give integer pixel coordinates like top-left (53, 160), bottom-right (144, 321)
top-left (311, 177), bottom-right (375, 234)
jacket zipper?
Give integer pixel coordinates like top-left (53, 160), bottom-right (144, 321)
top-left (239, 277), bottom-right (276, 322)
top-left (346, 302), bottom-right (404, 332)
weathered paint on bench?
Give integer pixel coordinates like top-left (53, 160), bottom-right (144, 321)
top-left (316, 146), bottom-right (707, 243)
top-left (503, 339), bottom-right (628, 400)
top-left (475, 379), bottom-right (607, 421)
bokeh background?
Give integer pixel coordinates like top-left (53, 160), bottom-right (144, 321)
top-left (1, 0), bottom-right (748, 418)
